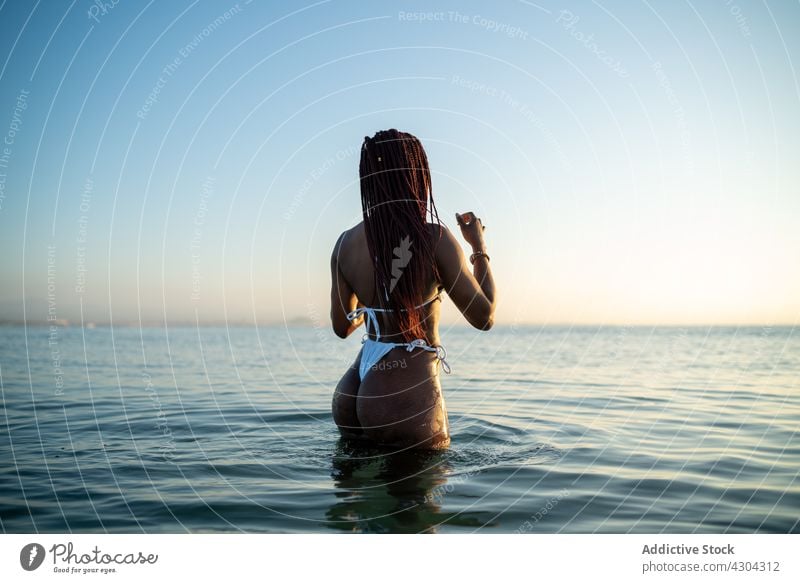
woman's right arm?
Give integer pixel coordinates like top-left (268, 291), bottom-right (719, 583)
top-left (435, 212), bottom-right (496, 330)
top-left (330, 232), bottom-right (363, 338)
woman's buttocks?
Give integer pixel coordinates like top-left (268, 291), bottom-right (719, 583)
top-left (356, 348), bottom-right (449, 449)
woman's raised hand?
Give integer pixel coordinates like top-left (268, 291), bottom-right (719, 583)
top-left (455, 212), bottom-right (486, 251)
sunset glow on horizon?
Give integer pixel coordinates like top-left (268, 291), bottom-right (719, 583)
top-left (0, 1), bottom-right (798, 327)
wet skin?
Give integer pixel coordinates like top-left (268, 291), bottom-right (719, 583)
top-left (332, 344), bottom-right (450, 449)
top-left (330, 215), bottom-right (494, 450)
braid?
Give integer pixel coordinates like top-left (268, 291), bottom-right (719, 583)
top-left (359, 129), bottom-right (442, 341)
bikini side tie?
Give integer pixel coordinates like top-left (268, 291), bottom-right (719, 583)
top-left (345, 299), bottom-right (451, 375)
top-left (402, 339), bottom-right (451, 374)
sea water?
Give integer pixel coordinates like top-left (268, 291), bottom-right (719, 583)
top-left (1, 324), bottom-right (797, 533)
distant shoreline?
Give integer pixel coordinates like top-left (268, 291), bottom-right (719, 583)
top-left (2, 321), bottom-right (795, 329)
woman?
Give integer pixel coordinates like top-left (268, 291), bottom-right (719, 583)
top-left (330, 129), bottom-right (496, 450)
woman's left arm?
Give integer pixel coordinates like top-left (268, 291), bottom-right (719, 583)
top-left (330, 233), bottom-right (362, 338)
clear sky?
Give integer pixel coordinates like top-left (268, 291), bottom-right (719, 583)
top-left (0, 0), bottom-right (798, 326)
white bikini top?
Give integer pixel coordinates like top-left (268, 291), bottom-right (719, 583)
top-left (346, 291), bottom-right (441, 338)
top-left (345, 291), bottom-right (450, 373)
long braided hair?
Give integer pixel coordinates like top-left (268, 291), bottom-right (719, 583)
top-left (359, 129), bottom-right (442, 341)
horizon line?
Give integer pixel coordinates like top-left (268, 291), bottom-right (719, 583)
top-left (2, 320), bottom-right (796, 329)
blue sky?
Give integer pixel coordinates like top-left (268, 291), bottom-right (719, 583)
top-left (0, 0), bottom-right (798, 326)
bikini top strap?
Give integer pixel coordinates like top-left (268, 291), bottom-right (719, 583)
top-left (418, 290), bottom-right (442, 309)
top-left (349, 290), bottom-right (442, 340)
top-left (346, 306), bottom-right (381, 340)
top-left (367, 291), bottom-right (442, 313)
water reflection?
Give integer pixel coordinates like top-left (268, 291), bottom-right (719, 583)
top-left (326, 439), bottom-right (494, 533)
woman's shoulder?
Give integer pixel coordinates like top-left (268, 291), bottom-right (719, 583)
top-left (335, 221), bottom-right (452, 253)
top-left (427, 222), bottom-right (458, 249)
top-left (335, 222), bottom-right (364, 245)
top-left (426, 221), bottom-right (452, 239)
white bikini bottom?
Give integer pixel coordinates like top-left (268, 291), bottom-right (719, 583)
top-left (358, 337), bottom-right (450, 381)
